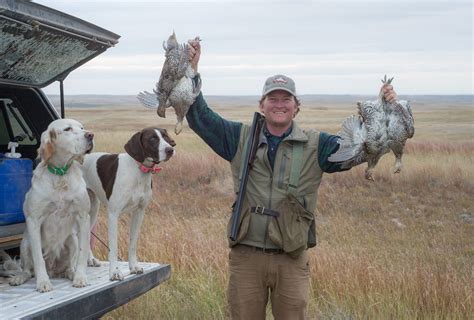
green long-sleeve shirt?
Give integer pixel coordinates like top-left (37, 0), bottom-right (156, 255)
top-left (186, 92), bottom-right (348, 173)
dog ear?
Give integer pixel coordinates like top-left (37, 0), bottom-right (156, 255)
top-left (38, 129), bottom-right (56, 163)
top-left (124, 131), bottom-right (145, 162)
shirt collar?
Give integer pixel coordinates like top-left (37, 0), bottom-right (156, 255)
top-left (263, 124), bottom-right (293, 140)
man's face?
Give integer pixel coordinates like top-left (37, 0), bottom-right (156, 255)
top-left (259, 90), bottom-right (298, 132)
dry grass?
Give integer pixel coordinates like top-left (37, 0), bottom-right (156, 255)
top-left (66, 101), bottom-right (473, 319)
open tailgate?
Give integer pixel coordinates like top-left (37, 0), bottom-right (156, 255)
top-left (0, 0), bottom-right (120, 87)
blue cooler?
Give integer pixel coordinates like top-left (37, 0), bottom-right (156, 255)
top-left (0, 155), bottom-right (33, 225)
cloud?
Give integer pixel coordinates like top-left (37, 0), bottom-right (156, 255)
top-left (39, 0), bottom-right (472, 94)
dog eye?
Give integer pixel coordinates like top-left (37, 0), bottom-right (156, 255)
top-left (64, 127), bottom-right (72, 132)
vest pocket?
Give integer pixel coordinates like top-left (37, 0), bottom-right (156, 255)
top-left (268, 194), bottom-right (314, 258)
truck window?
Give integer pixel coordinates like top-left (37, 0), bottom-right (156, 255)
top-left (0, 98), bottom-right (37, 146)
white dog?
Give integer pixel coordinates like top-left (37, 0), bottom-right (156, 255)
top-left (82, 127), bottom-right (175, 281)
top-left (9, 119), bottom-right (94, 292)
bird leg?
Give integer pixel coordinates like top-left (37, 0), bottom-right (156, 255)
top-left (365, 159), bottom-right (376, 181)
top-left (174, 105), bottom-right (189, 135)
top-left (389, 141), bottom-right (405, 174)
top-left (393, 157), bottom-right (403, 174)
top-left (365, 167), bottom-right (375, 181)
top-left (174, 120), bottom-right (183, 135)
top-left (365, 153), bottom-right (383, 181)
top-left (379, 75), bottom-right (394, 104)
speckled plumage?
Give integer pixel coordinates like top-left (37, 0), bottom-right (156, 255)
top-left (328, 76), bottom-right (415, 180)
top-left (136, 32), bottom-right (201, 134)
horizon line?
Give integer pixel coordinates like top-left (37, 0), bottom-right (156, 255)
top-left (46, 93), bottom-right (474, 96)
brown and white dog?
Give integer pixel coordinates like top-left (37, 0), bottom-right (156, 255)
top-left (81, 127), bottom-right (175, 281)
top-left (10, 119), bottom-right (94, 292)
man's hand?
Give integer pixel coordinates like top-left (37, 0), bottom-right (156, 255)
top-left (381, 83), bottom-right (397, 103)
top-left (188, 37), bottom-right (201, 73)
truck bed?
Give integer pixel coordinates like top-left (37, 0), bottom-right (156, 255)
top-left (0, 261), bottom-right (170, 319)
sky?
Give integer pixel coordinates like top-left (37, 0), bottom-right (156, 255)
top-left (38, 0), bottom-right (473, 96)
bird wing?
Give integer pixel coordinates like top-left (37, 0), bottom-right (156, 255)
top-left (176, 43), bottom-right (190, 78)
top-left (359, 100), bottom-right (389, 154)
top-left (137, 91), bottom-right (158, 109)
top-left (398, 100), bottom-right (415, 138)
top-left (387, 100), bottom-right (415, 140)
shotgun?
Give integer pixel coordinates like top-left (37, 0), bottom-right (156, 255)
top-left (230, 112), bottom-right (263, 241)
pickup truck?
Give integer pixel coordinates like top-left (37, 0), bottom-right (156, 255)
top-left (0, 1), bottom-right (170, 318)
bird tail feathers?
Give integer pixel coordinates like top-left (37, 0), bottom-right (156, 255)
top-left (137, 91), bottom-right (158, 109)
top-left (328, 115), bottom-right (366, 162)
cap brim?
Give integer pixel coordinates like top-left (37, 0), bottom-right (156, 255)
top-left (262, 87), bottom-right (296, 97)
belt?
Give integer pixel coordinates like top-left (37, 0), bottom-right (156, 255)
top-left (239, 244), bottom-right (284, 254)
top-left (251, 205), bottom-right (280, 217)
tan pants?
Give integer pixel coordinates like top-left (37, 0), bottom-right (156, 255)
top-left (228, 244), bottom-right (310, 320)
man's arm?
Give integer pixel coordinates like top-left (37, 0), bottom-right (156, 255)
top-left (318, 132), bottom-right (350, 173)
top-left (186, 38), bottom-right (242, 161)
top-left (186, 91), bottom-right (242, 162)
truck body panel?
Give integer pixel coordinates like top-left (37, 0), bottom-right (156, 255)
top-left (0, 262), bottom-right (171, 319)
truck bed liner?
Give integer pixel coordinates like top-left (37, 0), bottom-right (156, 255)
top-left (0, 261), bottom-right (170, 319)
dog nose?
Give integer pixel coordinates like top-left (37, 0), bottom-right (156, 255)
top-left (85, 132), bottom-right (94, 141)
top-left (165, 147), bottom-right (174, 156)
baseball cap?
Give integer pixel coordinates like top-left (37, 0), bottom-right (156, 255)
top-left (262, 74), bottom-right (297, 97)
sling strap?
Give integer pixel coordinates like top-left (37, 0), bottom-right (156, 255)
top-left (288, 142), bottom-right (303, 196)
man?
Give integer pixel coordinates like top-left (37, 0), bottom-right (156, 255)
top-left (186, 39), bottom-right (397, 319)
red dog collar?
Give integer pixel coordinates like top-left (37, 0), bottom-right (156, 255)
top-left (137, 162), bottom-right (162, 174)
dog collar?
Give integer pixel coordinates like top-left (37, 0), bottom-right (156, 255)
top-left (47, 164), bottom-right (70, 176)
top-left (137, 162), bottom-right (162, 174)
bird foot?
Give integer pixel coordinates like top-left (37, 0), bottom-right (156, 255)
top-left (393, 161), bottom-right (402, 174)
top-left (174, 121), bottom-right (183, 135)
top-left (365, 171), bottom-right (375, 181)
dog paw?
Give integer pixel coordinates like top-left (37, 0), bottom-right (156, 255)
top-left (130, 265), bottom-right (144, 274)
top-left (65, 269), bottom-right (75, 281)
top-left (87, 257), bottom-right (101, 267)
top-left (109, 268), bottom-right (124, 281)
top-left (72, 273), bottom-right (88, 288)
top-left (9, 272), bottom-right (30, 286)
top-left (36, 279), bottom-right (53, 292)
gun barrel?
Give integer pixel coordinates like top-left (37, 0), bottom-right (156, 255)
top-left (229, 112), bottom-right (262, 241)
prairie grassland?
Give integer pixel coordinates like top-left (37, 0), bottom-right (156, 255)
top-left (67, 101), bottom-right (473, 319)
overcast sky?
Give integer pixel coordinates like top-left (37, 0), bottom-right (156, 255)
top-left (39, 0), bottom-right (472, 96)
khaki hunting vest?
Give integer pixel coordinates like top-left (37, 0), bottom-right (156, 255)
top-left (228, 121), bottom-right (323, 257)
